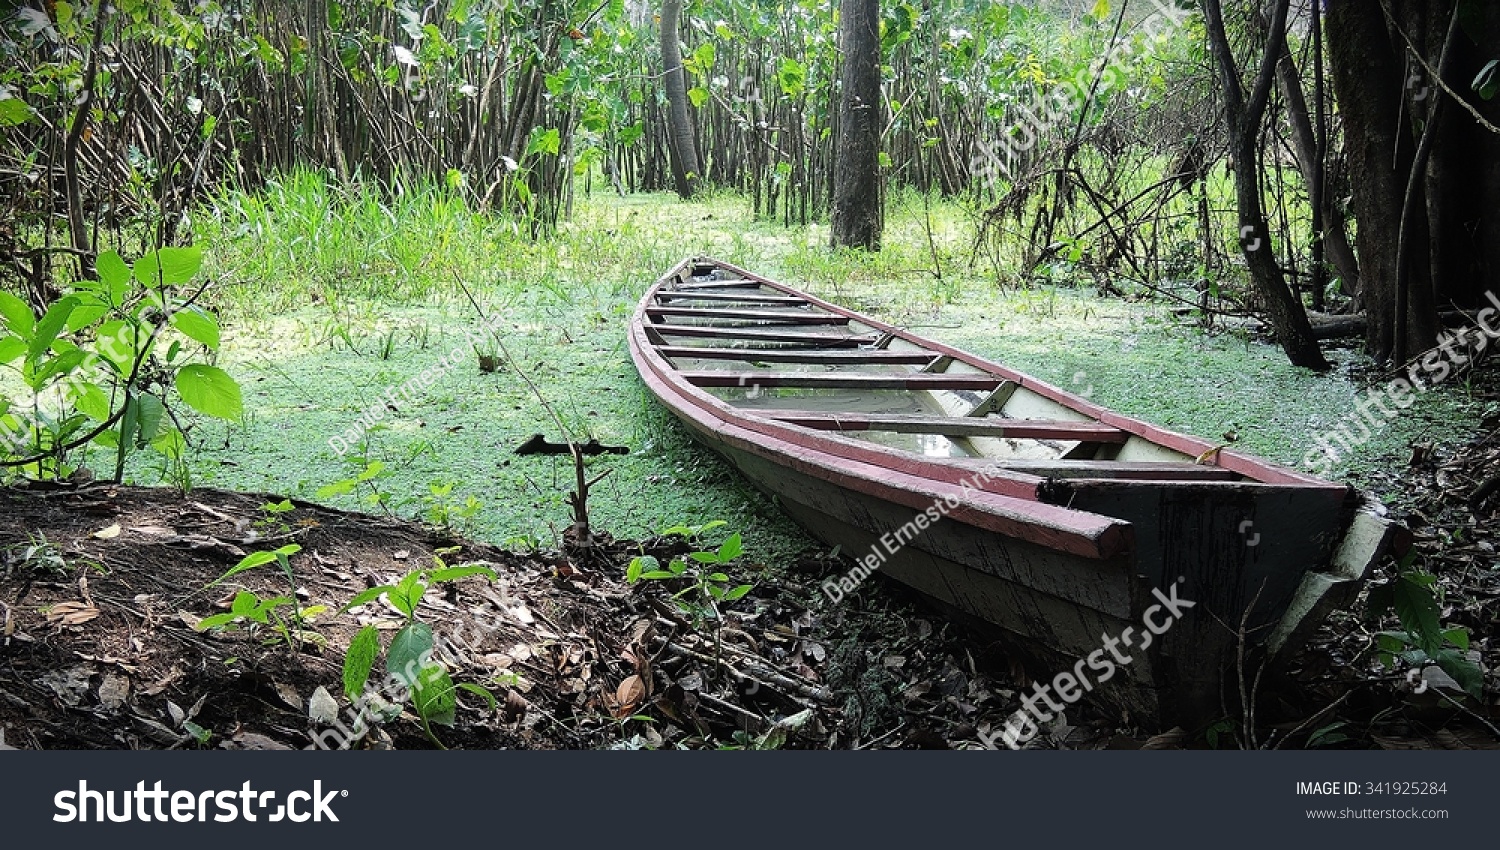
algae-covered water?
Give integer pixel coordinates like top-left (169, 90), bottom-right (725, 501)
top-left (58, 187), bottom-right (1493, 557)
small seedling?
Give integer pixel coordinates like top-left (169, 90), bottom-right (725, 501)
top-left (200, 544), bottom-right (325, 650)
top-left (627, 524), bottom-right (753, 681)
top-left (338, 550), bottom-right (500, 746)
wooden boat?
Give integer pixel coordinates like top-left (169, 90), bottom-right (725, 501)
top-left (628, 257), bottom-right (1403, 726)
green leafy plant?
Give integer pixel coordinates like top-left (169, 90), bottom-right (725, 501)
top-left (198, 544), bottom-right (325, 650)
top-left (626, 530), bottom-right (753, 621)
top-left (0, 245), bottom-right (241, 483)
top-left (316, 453), bottom-right (392, 514)
top-left (194, 590), bottom-right (300, 648)
top-left (627, 523), bottom-right (753, 680)
top-left (338, 549), bottom-right (500, 747)
top-left (2, 532), bottom-right (69, 577)
top-left (1367, 552), bottom-right (1483, 700)
top-left (422, 481), bottom-right (483, 534)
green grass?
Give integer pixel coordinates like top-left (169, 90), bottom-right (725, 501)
top-left (125, 170), bottom-right (1489, 559)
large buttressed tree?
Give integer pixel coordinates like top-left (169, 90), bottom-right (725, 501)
top-left (1326, 0), bottom-right (1500, 365)
top-left (831, 0), bottom-right (883, 250)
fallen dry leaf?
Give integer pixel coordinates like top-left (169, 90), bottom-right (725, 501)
top-left (613, 674), bottom-right (647, 717)
top-left (98, 673), bottom-right (130, 711)
top-left (46, 601), bottom-right (100, 627)
top-left (92, 523), bottom-right (122, 540)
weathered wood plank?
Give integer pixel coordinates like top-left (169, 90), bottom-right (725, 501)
top-left (646, 305), bottom-right (849, 324)
top-left (683, 372), bottom-right (1003, 390)
top-left (761, 411), bottom-right (1128, 441)
top-left (647, 324), bottom-right (878, 346)
top-left (656, 290), bottom-right (810, 305)
top-left (964, 459), bottom-right (1241, 480)
top-left (672, 279), bottom-right (761, 290)
top-left (656, 347), bottom-right (938, 365)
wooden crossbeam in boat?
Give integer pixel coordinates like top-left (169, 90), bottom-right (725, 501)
top-left (647, 324), bottom-right (877, 345)
top-left (655, 347), bottom-right (939, 365)
top-left (956, 458), bottom-right (1241, 481)
top-left (681, 372), bottom-right (1003, 390)
top-left (646, 306), bottom-right (848, 324)
top-left (673, 279), bottom-right (761, 290)
top-left (967, 381), bottom-right (1019, 417)
top-left (760, 411), bottom-right (1128, 442)
top-left (656, 291), bottom-right (809, 306)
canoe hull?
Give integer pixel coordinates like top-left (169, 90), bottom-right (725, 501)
top-left (629, 257), bottom-right (1398, 729)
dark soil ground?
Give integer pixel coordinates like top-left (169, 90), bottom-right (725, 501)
top-left (2, 411), bottom-right (1497, 750)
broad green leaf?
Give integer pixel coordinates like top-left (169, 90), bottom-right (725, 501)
top-left (457, 682), bottom-right (497, 711)
top-left (27, 296), bottom-right (78, 365)
top-left (171, 307), bottom-right (221, 350)
top-left (526, 127), bottom-right (561, 157)
top-left (0, 335), bottom-right (23, 364)
top-left (0, 97), bottom-right (33, 126)
top-left (131, 393), bottom-right (165, 446)
top-left (65, 304), bottom-right (110, 332)
top-left (1431, 648), bottom-right (1484, 699)
top-left (175, 364), bottom-right (242, 420)
top-left (777, 58), bottom-right (806, 97)
top-left (427, 565), bottom-right (497, 583)
top-left (719, 533), bottom-right (742, 561)
top-left (210, 550), bottom-right (280, 585)
top-left (96, 251), bottom-right (131, 293)
top-left (638, 570), bottom-right (678, 580)
top-left (391, 570), bottom-right (425, 617)
top-left (317, 479), bottom-right (357, 498)
top-left (688, 86), bottom-right (709, 108)
top-left (626, 555), bottom-right (656, 583)
top-left (28, 348), bottom-right (86, 390)
top-left (339, 585), bottom-right (397, 614)
top-left (1090, 0), bottom-right (1111, 21)
top-left (343, 624), bottom-right (381, 700)
top-left (133, 246), bottom-right (203, 287)
top-left (1442, 627), bottom-right (1470, 651)
top-left (388, 621), bottom-right (435, 686)
top-left (94, 319), bottom-right (141, 376)
top-left (195, 612), bottom-right (243, 631)
top-left (1392, 575), bottom-right (1443, 656)
top-left (412, 663), bottom-right (457, 726)
top-left (70, 381), bottom-right (111, 422)
top-left (723, 584), bottom-right (753, 601)
top-left (0, 292), bottom-right (35, 336)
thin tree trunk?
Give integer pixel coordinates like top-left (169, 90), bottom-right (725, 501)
top-left (830, 0), bottom-right (882, 250)
top-left (660, 0), bottom-right (699, 199)
top-left (1272, 32), bottom-right (1360, 299)
top-left (1201, 0), bottom-right (1328, 370)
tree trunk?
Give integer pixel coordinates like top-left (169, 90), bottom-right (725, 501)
top-left (1271, 35), bottom-right (1360, 299)
top-left (1325, 0), bottom-right (1500, 365)
top-left (830, 0), bottom-right (882, 251)
top-left (1201, 0), bottom-right (1328, 370)
top-left (660, 0), bottom-right (699, 199)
